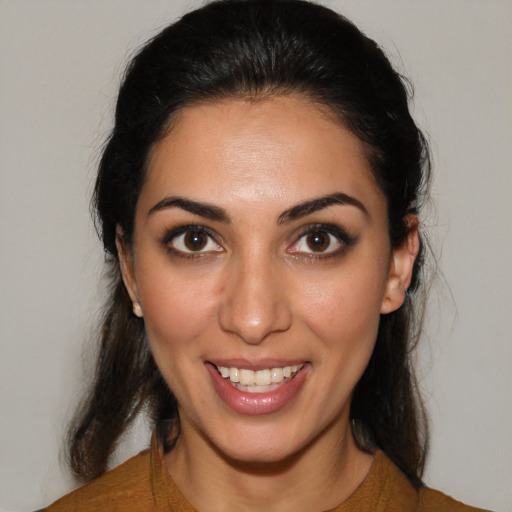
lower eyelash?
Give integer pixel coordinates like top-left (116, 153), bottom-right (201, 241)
top-left (292, 247), bottom-right (346, 262)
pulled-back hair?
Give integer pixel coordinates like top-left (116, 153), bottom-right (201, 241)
top-left (69, 0), bottom-right (431, 487)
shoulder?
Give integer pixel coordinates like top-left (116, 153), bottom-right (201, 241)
top-left (43, 449), bottom-right (154, 512)
top-left (376, 452), bottom-right (490, 512)
top-left (418, 487), bottom-right (492, 512)
top-left (339, 450), bottom-right (490, 512)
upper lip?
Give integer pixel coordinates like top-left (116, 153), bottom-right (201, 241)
top-left (206, 359), bottom-right (309, 371)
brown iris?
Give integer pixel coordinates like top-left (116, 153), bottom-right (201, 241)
top-left (184, 230), bottom-right (208, 251)
top-left (306, 231), bottom-right (330, 252)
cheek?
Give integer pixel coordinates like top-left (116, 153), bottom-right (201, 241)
top-left (296, 264), bottom-right (387, 348)
top-left (136, 269), bottom-right (220, 406)
top-left (137, 264), bottom-right (219, 352)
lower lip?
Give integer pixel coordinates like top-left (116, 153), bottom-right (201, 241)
top-left (206, 363), bottom-right (310, 416)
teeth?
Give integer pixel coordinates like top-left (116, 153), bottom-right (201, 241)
top-left (270, 367), bottom-right (283, 382)
top-left (216, 364), bottom-right (303, 388)
top-left (239, 369), bottom-right (254, 385)
top-left (229, 367), bottom-right (239, 383)
top-left (256, 369), bottom-right (271, 386)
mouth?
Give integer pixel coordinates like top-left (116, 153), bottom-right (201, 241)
top-left (206, 360), bottom-right (310, 415)
top-left (215, 364), bottom-right (304, 393)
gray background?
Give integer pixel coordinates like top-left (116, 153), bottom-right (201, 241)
top-left (1, 1), bottom-right (511, 510)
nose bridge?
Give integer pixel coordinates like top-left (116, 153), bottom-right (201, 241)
top-left (219, 245), bottom-right (291, 344)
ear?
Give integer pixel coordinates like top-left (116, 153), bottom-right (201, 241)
top-left (115, 225), bottom-right (143, 317)
top-left (380, 216), bottom-right (420, 315)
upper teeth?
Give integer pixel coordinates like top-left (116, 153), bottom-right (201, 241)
top-left (216, 365), bottom-right (303, 386)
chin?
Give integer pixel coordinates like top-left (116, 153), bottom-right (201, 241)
top-left (221, 442), bottom-right (302, 469)
top-left (205, 421), bottom-right (315, 468)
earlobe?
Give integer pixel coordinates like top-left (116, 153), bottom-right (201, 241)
top-left (380, 216), bottom-right (420, 315)
top-left (132, 301), bottom-right (144, 318)
top-left (115, 225), bottom-right (140, 312)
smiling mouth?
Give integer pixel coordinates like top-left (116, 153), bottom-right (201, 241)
top-left (214, 364), bottom-right (304, 393)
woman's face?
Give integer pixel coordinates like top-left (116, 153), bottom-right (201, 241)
top-left (119, 96), bottom-right (415, 464)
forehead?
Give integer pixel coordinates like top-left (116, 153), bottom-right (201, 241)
top-left (140, 95), bottom-right (385, 217)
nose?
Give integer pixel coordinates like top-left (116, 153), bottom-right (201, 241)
top-left (218, 252), bottom-right (292, 345)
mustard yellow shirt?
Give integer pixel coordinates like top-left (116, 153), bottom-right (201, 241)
top-left (44, 435), bottom-right (489, 511)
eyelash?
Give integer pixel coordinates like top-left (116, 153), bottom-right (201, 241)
top-left (161, 223), bottom-right (356, 260)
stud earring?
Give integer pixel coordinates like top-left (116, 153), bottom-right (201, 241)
top-left (133, 301), bottom-right (143, 318)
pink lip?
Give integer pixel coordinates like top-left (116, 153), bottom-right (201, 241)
top-left (206, 362), bottom-right (310, 416)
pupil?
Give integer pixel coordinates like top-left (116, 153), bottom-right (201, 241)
top-left (184, 231), bottom-right (207, 251)
top-left (307, 232), bottom-right (329, 252)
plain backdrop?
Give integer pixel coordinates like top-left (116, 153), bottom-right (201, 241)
top-left (1, 1), bottom-right (511, 511)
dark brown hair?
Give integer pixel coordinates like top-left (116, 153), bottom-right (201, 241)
top-left (69, 0), bottom-right (431, 487)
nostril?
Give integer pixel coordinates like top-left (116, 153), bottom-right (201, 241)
top-left (217, 262), bottom-right (292, 344)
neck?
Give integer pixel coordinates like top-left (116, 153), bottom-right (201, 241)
top-left (164, 416), bottom-right (374, 512)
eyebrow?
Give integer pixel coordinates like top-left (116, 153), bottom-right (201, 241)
top-left (148, 192), bottom-right (368, 224)
top-left (277, 192), bottom-right (368, 224)
top-left (148, 197), bottom-right (230, 223)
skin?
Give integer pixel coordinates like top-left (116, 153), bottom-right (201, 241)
top-left (118, 95), bottom-right (418, 512)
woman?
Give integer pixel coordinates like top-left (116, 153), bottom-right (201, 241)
top-left (43, 0), bottom-right (488, 510)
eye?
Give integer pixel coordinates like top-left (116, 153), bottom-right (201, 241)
top-left (288, 224), bottom-right (354, 256)
top-left (165, 226), bottom-right (223, 255)
top-left (292, 230), bottom-right (340, 254)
